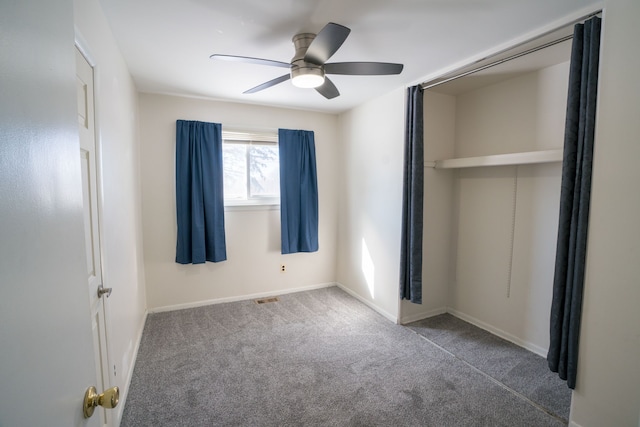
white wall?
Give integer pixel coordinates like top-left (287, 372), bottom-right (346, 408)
top-left (138, 94), bottom-right (339, 310)
top-left (450, 163), bottom-right (561, 354)
top-left (454, 62), bottom-right (570, 157)
top-left (336, 88), bottom-right (406, 321)
top-left (570, 0), bottom-right (640, 425)
top-left (74, 0), bottom-right (147, 422)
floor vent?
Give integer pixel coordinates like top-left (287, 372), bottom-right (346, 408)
top-left (254, 297), bottom-right (279, 304)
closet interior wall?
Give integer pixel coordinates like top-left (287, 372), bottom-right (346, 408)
top-left (411, 42), bottom-right (572, 356)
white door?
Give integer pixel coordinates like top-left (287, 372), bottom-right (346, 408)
top-left (0, 2), bottom-right (101, 424)
top-left (76, 46), bottom-right (115, 427)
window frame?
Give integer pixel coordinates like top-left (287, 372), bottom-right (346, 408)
top-left (222, 130), bottom-right (280, 210)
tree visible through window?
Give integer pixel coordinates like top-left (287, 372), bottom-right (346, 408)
top-left (222, 132), bottom-right (279, 205)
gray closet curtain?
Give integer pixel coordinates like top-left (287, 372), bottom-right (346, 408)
top-left (547, 16), bottom-right (601, 389)
top-left (400, 85), bottom-right (424, 304)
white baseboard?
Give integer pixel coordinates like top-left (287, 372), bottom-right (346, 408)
top-left (148, 282), bottom-right (336, 313)
top-left (446, 308), bottom-right (547, 357)
top-left (115, 309), bottom-right (148, 425)
top-left (150, 281), bottom-right (398, 323)
top-left (569, 421), bottom-right (582, 427)
top-left (399, 307), bottom-right (448, 325)
top-left (334, 282), bottom-right (397, 323)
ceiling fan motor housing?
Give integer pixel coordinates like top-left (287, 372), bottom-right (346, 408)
top-left (290, 33), bottom-right (324, 83)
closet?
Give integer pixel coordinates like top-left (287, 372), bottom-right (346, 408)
top-left (421, 24), bottom-right (577, 356)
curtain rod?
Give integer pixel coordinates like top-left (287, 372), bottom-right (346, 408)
top-left (420, 10), bottom-right (601, 90)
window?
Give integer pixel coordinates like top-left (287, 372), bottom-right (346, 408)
top-left (222, 131), bottom-right (279, 207)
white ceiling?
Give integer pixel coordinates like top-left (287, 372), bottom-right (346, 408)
top-left (98, 0), bottom-right (600, 113)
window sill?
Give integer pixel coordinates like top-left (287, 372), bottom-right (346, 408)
top-left (224, 201), bottom-right (280, 212)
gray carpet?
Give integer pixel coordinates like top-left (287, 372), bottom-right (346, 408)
top-left (406, 314), bottom-right (571, 423)
top-left (122, 287), bottom-right (566, 426)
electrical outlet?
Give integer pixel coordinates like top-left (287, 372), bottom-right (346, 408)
top-left (280, 264), bottom-right (286, 272)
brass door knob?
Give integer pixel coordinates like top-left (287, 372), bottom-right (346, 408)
top-left (83, 386), bottom-right (119, 418)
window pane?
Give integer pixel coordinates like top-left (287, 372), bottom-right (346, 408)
top-left (249, 144), bottom-right (279, 197)
top-left (223, 144), bottom-right (247, 200)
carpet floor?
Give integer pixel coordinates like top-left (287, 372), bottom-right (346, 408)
top-left (406, 314), bottom-right (571, 422)
top-left (121, 287), bottom-right (566, 426)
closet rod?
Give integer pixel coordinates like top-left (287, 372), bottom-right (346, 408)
top-left (421, 35), bottom-right (571, 90)
top-left (420, 10), bottom-right (601, 90)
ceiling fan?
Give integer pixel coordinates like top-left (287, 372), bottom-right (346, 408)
top-left (210, 22), bottom-right (404, 99)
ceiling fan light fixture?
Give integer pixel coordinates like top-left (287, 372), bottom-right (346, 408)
top-left (291, 66), bottom-right (325, 88)
top-left (292, 74), bottom-right (325, 88)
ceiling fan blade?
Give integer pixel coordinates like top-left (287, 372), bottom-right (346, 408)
top-left (324, 62), bottom-right (404, 75)
top-left (304, 23), bottom-right (351, 65)
top-left (244, 74), bottom-right (291, 94)
top-left (315, 77), bottom-right (340, 99)
top-left (210, 54), bottom-right (290, 69)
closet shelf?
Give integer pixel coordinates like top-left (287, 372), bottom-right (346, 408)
top-left (425, 149), bottom-right (563, 169)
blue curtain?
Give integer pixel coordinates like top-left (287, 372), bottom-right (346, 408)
top-left (400, 85), bottom-right (424, 304)
top-left (175, 120), bottom-right (227, 264)
top-left (278, 129), bottom-right (319, 254)
top-left (547, 16), bottom-right (601, 389)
